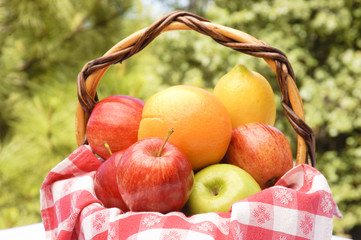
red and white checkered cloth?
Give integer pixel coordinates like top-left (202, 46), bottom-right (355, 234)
top-left (40, 145), bottom-right (341, 240)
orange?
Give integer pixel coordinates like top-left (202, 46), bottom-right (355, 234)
top-left (213, 65), bottom-right (276, 129)
top-left (138, 85), bottom-right (232, 170)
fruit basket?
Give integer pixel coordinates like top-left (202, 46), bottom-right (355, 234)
top-left (40, 11), bottom-right (341, 239)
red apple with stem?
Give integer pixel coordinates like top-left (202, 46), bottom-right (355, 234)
top-left (86, 95), bottom-right (144, 160)
top-left (117, 128), bottom-right (194, 213)
top-left (94, 143), bottom-right (129, 211)
top-left (226, 122), bottom-right (293, 189)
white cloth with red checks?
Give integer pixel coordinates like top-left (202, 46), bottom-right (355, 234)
top-left (40, 145), bottom-right (341, 240)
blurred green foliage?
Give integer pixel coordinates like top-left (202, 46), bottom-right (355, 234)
top-left (1, 0), bottom-right (360, 238)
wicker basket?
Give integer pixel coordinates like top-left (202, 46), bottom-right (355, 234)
top-left (75, 10), bottom-right (315, 167)
top-left (40, 11), bottom-right (341, 240)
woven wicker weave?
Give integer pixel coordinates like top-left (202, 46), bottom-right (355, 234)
top-left (75, 10), bottom-right (315, 167)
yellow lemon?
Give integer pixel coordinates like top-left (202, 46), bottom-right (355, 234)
top-left (214, 65), bottom-right (276, 129)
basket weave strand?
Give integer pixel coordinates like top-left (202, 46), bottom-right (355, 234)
top-left (76, 10), bottom-right (315, 167)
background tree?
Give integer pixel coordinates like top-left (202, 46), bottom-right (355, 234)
top-left (149, 0), bottom-right (361, 238)
top-left (0, 0), bottom-right (360, 238)
top-left (0, 0), bottom-right (135, 228)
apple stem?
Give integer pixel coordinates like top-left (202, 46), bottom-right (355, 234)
top-left (104, 142), bottom-right (113, 156)
top-left (157, 128), bottom-right (174, 157)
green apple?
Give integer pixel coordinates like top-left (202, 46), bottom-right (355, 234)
top-left (187, 164), bottom-right (261, 214)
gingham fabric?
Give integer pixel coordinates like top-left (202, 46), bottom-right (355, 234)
top-left (40, 145), bottom-right (341, 240)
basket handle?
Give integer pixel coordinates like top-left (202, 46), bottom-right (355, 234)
top-left (75, 10), bottom-right (316, 167)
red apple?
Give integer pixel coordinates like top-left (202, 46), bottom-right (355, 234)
top-left (225, 122), bottom-right (293, 189)
top-left (117, 129), bottom-right (194, 213)
top-left (86, 95), bottom-right (144, 159)
top-left (94, 150), bottom-right (129, 211)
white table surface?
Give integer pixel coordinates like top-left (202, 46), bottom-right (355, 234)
top-left (0, 223), bottom-right (46, 240)
top-left (0, 222), bottom-right (352, 240)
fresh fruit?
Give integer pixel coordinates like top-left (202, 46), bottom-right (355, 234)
top-left (94, 149), bottom-right (129, 211)
top-left (86, 95), bottom-right (144, 159)
top-left (138, 85), bottom-right (232, 170)
top-left (187, 164), bottom-right (261, 214)
top-left (117, 129), bottom-right (194, 213)
top-left (213, 64), bottom-right (276, 129)
top-left (226, 122), bottom-right (293, 189)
